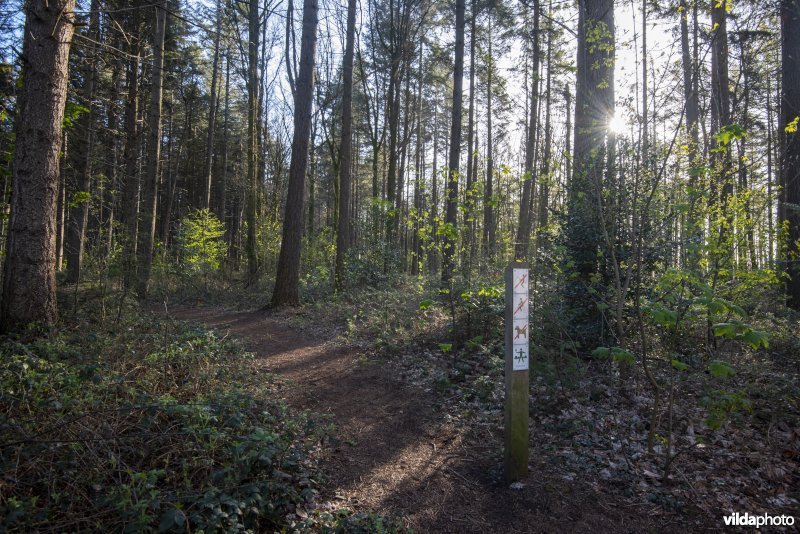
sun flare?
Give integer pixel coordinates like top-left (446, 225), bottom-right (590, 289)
top-left (609, 114), bottom-right (628, 135)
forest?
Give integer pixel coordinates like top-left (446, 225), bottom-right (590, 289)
top-left (0, 0), bottom-right (799, 530)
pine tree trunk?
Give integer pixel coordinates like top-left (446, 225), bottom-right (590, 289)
top-left (564, 0), bottom-right (614, 345)
top-left (515, 0), bottom-right (540, 261)
top-left (1, 0), bottom-right (75, 333)
top-left (442, 0), bottom-right (465, 283)
top-left (482, 16), bottom-right (495, 264)
top-left (335, 0), bottom-right (357, 291)
top-left (271, 0), bottom-right (319, 306)
top-left (64, 0), bottom-right (100, 284)
top-left (203, 0), bottom-right (223, 211)
top-left (245, 0), bottom-right (260, 279)
top-left (135, 2), bottom-right (166, 299)
top-left (781, 0), bottom-right (800, 308)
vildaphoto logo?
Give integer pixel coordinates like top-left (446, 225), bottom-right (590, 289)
top-left (723, 512), bottom-right (795, 528)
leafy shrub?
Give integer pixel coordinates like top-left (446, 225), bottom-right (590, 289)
top-left (0, 310), bottom-right (324, 532)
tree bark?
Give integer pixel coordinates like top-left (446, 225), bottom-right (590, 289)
top-left (1, 0), bottom-right (75, 333)
top-left (271, 0), bottom-right (319, 306)
top-left (564, 0), bottom-right (614, 344)
top-left (335, 0), bottom-right (357, 292)
top-left (515, 0), bottom-right (540, 261)
top-left (135, 2), bottom-right (166, 299)
top-left (442, 0), bottom-right (465, 283)
top-left (781, 0), bottom-right (800, 308)
top-left (482, 16), bottom-right (495, 264)
top-left (202, 0), bottom-right (223, 212)
top-left (680, 0), bottom-right (701, 268)
top-left (245, 0), bottom-right (260, 279)
top-left (64, 0), bottom-right (100, 284)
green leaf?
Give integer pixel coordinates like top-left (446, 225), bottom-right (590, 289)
top-left (646, 304), bottom-right (678, 328)
top-left (611, 348), bottom-right (634, 366)
top-left (68, 190), bottom-right (91, 208)
top-left (158, 509), bottom-right (184, 532)
top-left (708, 360), bottom-right (735, 379)
top-left (741, 329), bottom-right (769, 350)
top-left (671, 359), bottom-right (690, 372)
top-left (418, 299), bottom-right (434, 311)
top-left (712, 322), bottom-right (738, 338)
top-left (438, 343), bottom-right (453, 353)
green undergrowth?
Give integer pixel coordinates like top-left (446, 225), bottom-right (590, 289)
top-left (0, 300), bottom-right (405, 533)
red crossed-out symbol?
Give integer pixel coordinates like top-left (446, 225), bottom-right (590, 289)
top-left (514, 297), bottom-right (527, 315)
top-left (514, 324), bottom-right (528, 340)
top-left (514, 272), bottom-right (528, 289)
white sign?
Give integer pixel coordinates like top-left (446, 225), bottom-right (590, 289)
top-left (511, 268), bottom-right (529, 371)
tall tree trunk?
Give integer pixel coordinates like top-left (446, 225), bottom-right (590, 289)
top-left (64, 0), bottom-right (100, 284)
top-left (56, 132), bottom-right (67, 272)
top-left (1, 0), bottom-right (75, 333)
top-left (271, 0), bottom-right (319, 306)
top-left (515, 0), bottom-right (540, 261)
top-left (710, 0), bottom-right (733, 258)
top-left (680, 0), bottom-right (701, 268)
top-left (464, 0), bottom-right (477, 270)
top-left (135, 2), bottom-right (166, 299)
top-left (429, 104), bottom-right (439, 276)
top-left (537, 11), bottom-right (552, 234)
top-left (203, 0), bottom-right (223, 211)
top-left (482, 16), bottom-right (495, 264)
top-left (245, 0), bottom-right (260, 279)
top-left (564, 0), bottom-right (614, 344)
top-left (220, 50), bottom-right (231, 246)
top-left (103, 58), bottom-right (122, 259)
top-left (442, 0), bottom-right (465, 283)
top-left (335, 0), bottom-right (357, 291)
top-left (121, 7), bottom-right (141, 291)
top-left (781, 0), bottom-right (800, 308)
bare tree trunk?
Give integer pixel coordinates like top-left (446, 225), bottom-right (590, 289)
top-left (781, 0), bottom-right (800, 308)
top-left (56, 132), bottom-right (67, 272)
top-left (710, 0), bottom-right (733, 250)
top-left (121, 7), bottom-right (141, 291)
top-left (537, 10), bottom-right (552, 233)
top-left (482, 16), bottom-right (495, 264)
top-left (202, 0), bottom-right (223, 211)
top-left (515, 0), bottom-right (540, 261)
top-left (220, 50), bottom-right (231, 246)
top-left (335, 0), bottom-right (357, 291)
top-left (135, 2), bottom-right (166, 299)
top-left (680, 0), bottom-right (701, 268)
top-left (271, 0), bottom-right (319, 306)
top-left (245, 0), bottom-right (260, 279)
top-left (1, 0), bottom-right (75, 333)
top-left (64, 0), bottom-right (100, 284)
top-left (564, 0), bottom-right (614, 345)
top-left (442, 0), bottom-right (465, 283)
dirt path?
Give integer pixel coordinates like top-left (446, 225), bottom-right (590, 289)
top-left (167, 306), bottom-right (687, 533)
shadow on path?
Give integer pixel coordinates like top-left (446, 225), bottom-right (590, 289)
top-left (167, 305), bottom-right (685, 533)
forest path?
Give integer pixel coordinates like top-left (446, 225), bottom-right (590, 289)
top-left (166, 305), bottom-right (671, 533)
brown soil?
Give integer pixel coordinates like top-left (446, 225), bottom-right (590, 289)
top-left (166, 305), bottom-right (699, 533)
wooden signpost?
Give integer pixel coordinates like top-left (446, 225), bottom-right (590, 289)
top-left (505, 262), bottom-right (529, 481)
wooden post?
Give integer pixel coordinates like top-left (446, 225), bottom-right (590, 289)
top-left (505, 262), bottom-right (529, 481)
